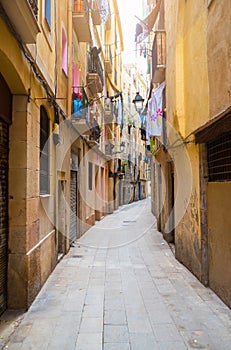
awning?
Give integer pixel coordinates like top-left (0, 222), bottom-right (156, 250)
top-left (135, 0), bottom-right (162, 44)
top-left (194, 105), bottom-right (231, 143)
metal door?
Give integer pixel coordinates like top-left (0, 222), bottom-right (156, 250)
top-left (70, 170), bottom-right (78, 243)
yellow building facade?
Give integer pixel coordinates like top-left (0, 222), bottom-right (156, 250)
top-left (0, 0), bottom-right (72, 312)
top-left (0, 0), bottom-right (126, 314)
top-left (164, 0), bottom-right (209, 278)
top-left (151, 0), bottom-right (231, 307)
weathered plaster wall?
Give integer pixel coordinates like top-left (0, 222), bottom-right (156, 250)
top-left (207, 182), bottom-right (231, 308)
top-left (1, 0), bottom-right (71, 308)
top-left (0, 18), bottom-right (30, 94)
top-left (174, 143), bottom-right (202, 279)
top-left (7, 95), bottom-right (59, 309)
top-left (207, 0), bottom-right (231, 117)
top-left (165, 0), bottom-right (209, 279)
top-left (165, 0), bottom-right (209, 137)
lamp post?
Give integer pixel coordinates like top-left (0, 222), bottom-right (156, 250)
top-left (132, 92), bottom-right (144, 113)
top-left (120, 141), bottom-right (125, 153)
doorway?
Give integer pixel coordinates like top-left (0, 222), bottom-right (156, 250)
top-left (70, 170), bottom-right (78, 243)
top-left (57, 179), bottom-right (66, 259)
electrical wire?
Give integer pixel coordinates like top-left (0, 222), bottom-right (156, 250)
top-left (0, 4), bottom-right (146, 155)
top-left (0, 4), bottom-right (66, 120)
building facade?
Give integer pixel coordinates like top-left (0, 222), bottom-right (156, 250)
top-left (0, 0), bottom-right (72, 312)
top-left (0, 0), bottom-right (127, 314)
top-left (148, 0), bottom-right (231, 308)
top-left (122, 64), bottom-right (148, 203)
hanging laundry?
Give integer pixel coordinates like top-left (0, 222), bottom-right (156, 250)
top-left (147, 82), bottom-right (165, 137)
top-left (72, 92), bottom-right (83, 118)
top-left (117, 96), bottom-right (123, 125)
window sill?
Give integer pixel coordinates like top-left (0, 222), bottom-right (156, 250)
top-left (40, 194), bottom-right (51, 198)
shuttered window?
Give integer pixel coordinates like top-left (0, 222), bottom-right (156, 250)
top-left (40, 106), bottom-right (50, 194)
top-left (70, 170), bottom-right (77, 242)
top-left (62, 28), bottom-right (68, 75)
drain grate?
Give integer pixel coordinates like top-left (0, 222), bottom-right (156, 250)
top-left (71, 255), bottom-right (83, 258)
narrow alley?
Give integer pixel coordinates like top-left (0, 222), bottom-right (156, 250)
top-left (1, 199), bottom-right (231, 350)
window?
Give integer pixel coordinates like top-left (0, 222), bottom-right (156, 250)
top-left (45, 0), bottom-right (51, 28)
top-left (207, 131), bottom-right (231, 182)
top-left (40, 106), bottom-right (50, 194)
top-left (88, 162), bottom-right (93, 190)
top-left (62, 28), bottom-right (68, 75)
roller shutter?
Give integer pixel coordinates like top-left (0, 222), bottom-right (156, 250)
top-left (70, 170), bottom-right (77, 243)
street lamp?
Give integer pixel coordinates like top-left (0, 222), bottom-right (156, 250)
top-left (120, 141), bottom-right (125, 153)
top-left (132, 92), bottom-right (144, 113)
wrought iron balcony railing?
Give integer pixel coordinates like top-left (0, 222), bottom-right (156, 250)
top-left (86, 48), bottom-right (104, 95)
top-left (28, 0), bottom-right (38, 19)
top-left (87, 52), bottom-right (104, 86)
top-left (89, 119), bottom-right (101, 143)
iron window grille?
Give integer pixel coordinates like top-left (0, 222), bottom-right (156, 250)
top-left (207, 130), bottom-right (231, 182)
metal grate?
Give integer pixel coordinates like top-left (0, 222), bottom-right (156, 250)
top-left (207, 131), bottom-right (231, 182)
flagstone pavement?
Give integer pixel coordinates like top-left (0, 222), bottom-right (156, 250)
top-left (1, 198), bottom-right (231, 350)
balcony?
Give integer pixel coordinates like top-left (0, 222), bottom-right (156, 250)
top-left (105, 141), bottom-right (114, 156)
top-left (86, 48), bottom-right (104, 96)
top-left (71, 86), bottom-right (89, 119)
top-left (71, 87), bottom-right (90, 136)
top-left (89, 119), bottom-right (101, 144)
top-left (152, 30), bottom-right (166, 83)
top-left (104, 45), bottom-right (113, 74)
top-left (104, 98), bottom-right (113, 124)
top-left (72, 0), bottom-right (91, 42)
top-left (89, 0), bottom-right (102, 25)
top-left (0, 0), bottom-right (40, 43)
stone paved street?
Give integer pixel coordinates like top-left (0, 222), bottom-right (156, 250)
top-left (2, 199), bottom-right (231, 349)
